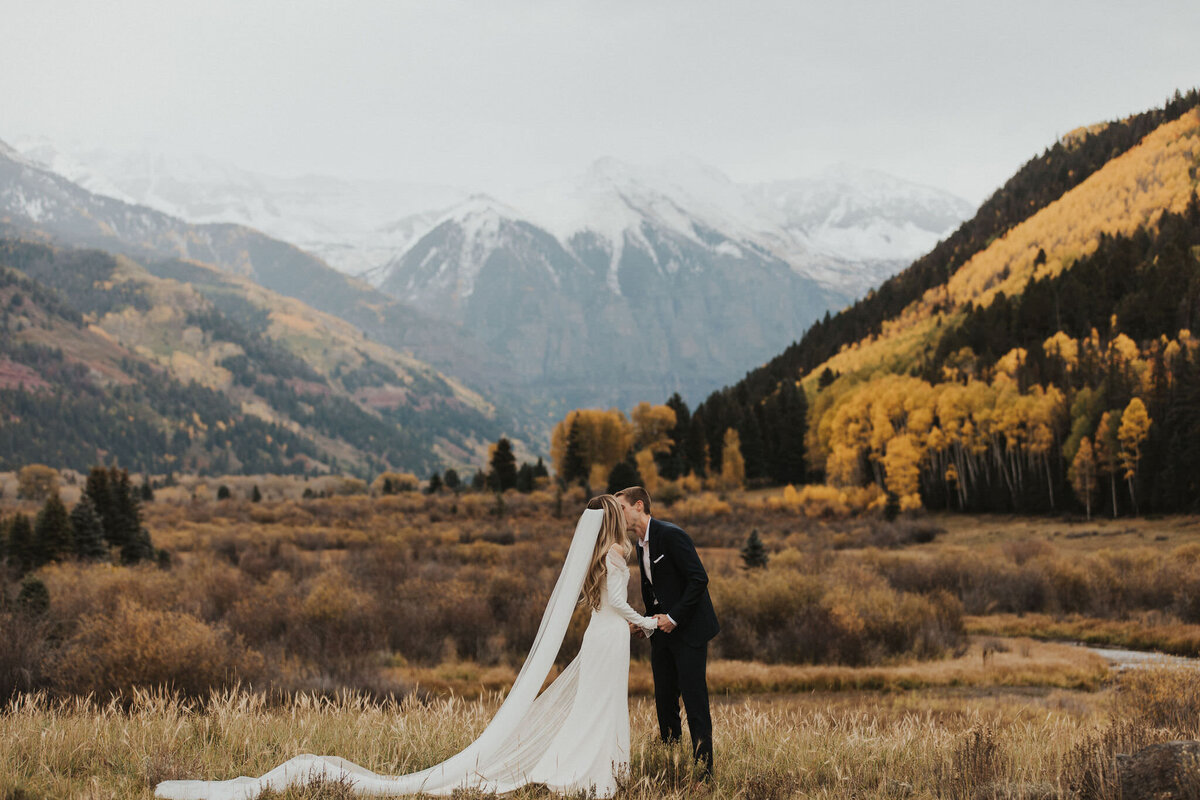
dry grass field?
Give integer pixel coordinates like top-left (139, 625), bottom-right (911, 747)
top-left (4, 666), bottom-right (1199, 800)
top-left (6, 479), bottom-right (1200, 797)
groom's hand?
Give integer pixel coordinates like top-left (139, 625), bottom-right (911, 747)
top-left (629, 621), bottom-right (646, 639)
top-left (655, 614), bottom-right (677, 633)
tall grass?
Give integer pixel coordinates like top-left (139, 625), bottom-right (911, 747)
top-left (0, 685), bottom-right (1116, 800)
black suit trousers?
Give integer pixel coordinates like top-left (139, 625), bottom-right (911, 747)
top-left (650, 631), bottom-right (713, 776)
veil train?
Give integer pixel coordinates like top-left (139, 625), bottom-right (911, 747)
top-left (155, 508), bottom-right (605, 799)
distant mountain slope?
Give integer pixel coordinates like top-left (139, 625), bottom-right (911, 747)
top-left (9, 137), bottom-right (466, 278)
top-left (730, 89), bottom-right (1200, 403)
top-left (373, 157), bottom-right (972, 407)
top-left (381, 193), bottom-right (843, 408)
top-left (654, 89), bottom-right (1200, 518)
top-left (0, 239), bottom-right (506, 475)
top-left (0, 142), bottom-right (541, 438)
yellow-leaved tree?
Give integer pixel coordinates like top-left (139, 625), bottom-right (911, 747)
top-left (550, 408), bottom-right (634, 486)
top-left (630, 402), bottom-right (677, 454)
top-left (1068, 436), bottom-right (1098, 520)
top-left (881, 434), bottom-right (922, 511)
top-left (719, 428), bottom-right (745, 491)
top-left (1093, 411), bottom-right (1121, 518)
top-left (1118, 397), bottom-right (1152, 514)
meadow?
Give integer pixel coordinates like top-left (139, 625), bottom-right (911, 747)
top-left (4, 667), bottom-right (1200, 799)
top-left (5, 478), bottom-right (1200, 797)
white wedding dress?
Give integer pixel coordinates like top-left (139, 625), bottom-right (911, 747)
top-left (155, 509), bottom-right (659, 799)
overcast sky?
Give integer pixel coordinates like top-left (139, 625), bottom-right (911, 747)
top-left (3, 0), bottom-right (1199, 203)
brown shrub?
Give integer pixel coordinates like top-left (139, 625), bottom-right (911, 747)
top-left (1114, 665), bottom-right (1200, 737)
top-left (55, 599), bottom-right (264, 696)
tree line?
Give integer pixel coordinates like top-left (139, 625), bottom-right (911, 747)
top-left (1, 465), bottom-right (160, 577)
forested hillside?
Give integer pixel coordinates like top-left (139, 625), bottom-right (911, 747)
top-left (629, 91), bottom-right (1200, 516)
top-left (0, 240), bottom-right (507, 476)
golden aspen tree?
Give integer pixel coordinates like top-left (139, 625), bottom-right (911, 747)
top-left (1069, 436), bottom-right (1098, 520)
top-left (630, 402), bottom-right (676, 454)
top-left (1118, 397), bottom-right (1152, 515)
top-left (1094, 411), bottom-right (1121, 518)
top-left (1043, 331), bottom-right (1079, 367)
top-left (882, 434), bottom-right (922, 510)
top-left (550, 409), bottom-right (634, 479)
top-left (720, 428), bottom-right (746, 491)
top-left (635, 448), bottom-right (660, 494)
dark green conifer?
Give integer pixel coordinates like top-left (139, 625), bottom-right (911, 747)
top-left (740, 529), bottom-right (768, 570)
top-left (7, 514), bottom-right (34, 574)
top-left (561, 423), bottom-right (588, 488)
top-left (489, 438), bottom-right (518, 492)
top-left (16, 575), bottom-right (49, 616)
top-left (606, 452), bottom-right (643, 494)
top-left (71, 495), bottom-right (108, 561)
top-left (33, 494), bottom-right (72, 565)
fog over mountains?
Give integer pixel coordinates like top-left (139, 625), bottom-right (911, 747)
top-left (4, 137), bottom-right (973, 409)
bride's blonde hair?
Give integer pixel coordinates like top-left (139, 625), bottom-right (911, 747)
top-left (580, 494), bottom-right (632, 611)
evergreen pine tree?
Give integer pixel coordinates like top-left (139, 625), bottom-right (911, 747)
top-left (112, 468), bottom-right (142, 547)
top-left (561, 422), bottom-right (588, 488)
top-left (251, 485), bottom-right (263, 503)
top-left (489, 437), bottom-right (519, 492)
top-left (140, 477), bottom-right (154, 502)
top-left (120, 527), bottom-right (155, 565)
top-left (217, 484), bottom-right (232, 500)
top-left (7, 514), bottom-right (34, 574)
top-left (33, 494), bottom-right (73, 565)
top-left (606, 452), bottom-right (643, 494)
top-left (70, 495), bottom-right (108, 561)
top-left (740, 529), bottom-right (768, 570)
top-left (532, 457), bottom-right (549, 479)
top-left (515, 463), bottom-right (535, 493)
top-left (471, 471), bottom-right (487, 491)
top-left (659, 393), bottom-right (691, 480)
top-left (16, 575), bottom-right (49, 616)
top-left (427, 472), bottom-right (443, 494)
top-left (84, 466), bottom-right (115, 541)
top-left (684, 413), bottom-right (708, 478)
top-left (768, 381), bottom-right (808, 485)
top-left (738, 411), bottom-right (767, 481)
top-left (443, 468), bottom-right (461, 492)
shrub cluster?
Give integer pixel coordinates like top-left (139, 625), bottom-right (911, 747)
top-left (0, 488), bottom-right (971, 700)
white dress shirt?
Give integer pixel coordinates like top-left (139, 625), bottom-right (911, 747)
top-left (638, 517), bottom-right (676, 626)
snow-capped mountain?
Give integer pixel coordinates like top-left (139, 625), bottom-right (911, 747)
top-left (381, 183), bottom-right (842, 407)
top-left (373, 157), bottom-right (971, 405)
top-left (10, 136), bottom-right (466, 278)
top-left (6, 136), bottom-right (973, 406)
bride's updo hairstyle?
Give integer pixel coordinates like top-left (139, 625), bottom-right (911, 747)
top-left (580, 494), bottom-right (633, 611)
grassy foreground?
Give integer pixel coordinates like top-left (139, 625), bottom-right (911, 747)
top-left (0, 687), bottom-right (1105, 800)
top-left (11, 663), bottom-right (1200, 800)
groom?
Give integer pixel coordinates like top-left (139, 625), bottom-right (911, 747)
top-left (616, 486), bottom-right (719, 780)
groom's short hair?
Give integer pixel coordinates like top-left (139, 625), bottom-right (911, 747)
top-left (615, 486), bottom-right (651, 515)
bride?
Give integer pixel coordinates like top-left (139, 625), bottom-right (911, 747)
top-left (155, 494), bottom-right (663, 799)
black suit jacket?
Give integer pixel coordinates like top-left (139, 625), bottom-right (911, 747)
top-left (636, 517), bottom-right (720, 646)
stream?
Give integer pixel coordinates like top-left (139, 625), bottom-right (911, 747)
top-left (1076, 643), bottom-right (1200, 670)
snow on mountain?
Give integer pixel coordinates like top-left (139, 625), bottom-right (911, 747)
top-left (8, 136), bottom-right (466, 279)
top-left (480, 157), bottom-right (975, 300)
top-left (10, 137), bottom-right (973, 299)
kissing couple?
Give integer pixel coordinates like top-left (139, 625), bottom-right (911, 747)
top-left (156, 486), bottom-right (720, 799)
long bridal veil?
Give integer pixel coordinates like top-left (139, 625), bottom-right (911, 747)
top-left (155, 508), bottom-right (605, 799)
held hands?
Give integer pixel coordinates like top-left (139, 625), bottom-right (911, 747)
top-left (655, 614), bottom-right (677, 633)
top-left (629, 621), bottom-right (648, 639)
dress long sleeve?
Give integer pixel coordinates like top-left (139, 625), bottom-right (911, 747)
top-left (606, 549), bottom-right (657, 634)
